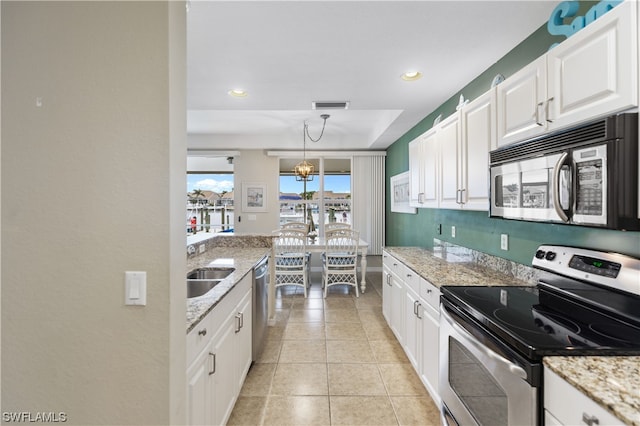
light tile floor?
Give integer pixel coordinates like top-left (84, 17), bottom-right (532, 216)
top-left (228, 265), bottom-right (441, 426)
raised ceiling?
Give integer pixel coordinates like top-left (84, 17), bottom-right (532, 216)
top-left (187, 1), bottom-right (558, 152)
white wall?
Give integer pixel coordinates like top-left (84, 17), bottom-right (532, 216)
top-left (233, 150), bottom-right (280, 234)
top-left (1, 2), bottom-right (186, 424)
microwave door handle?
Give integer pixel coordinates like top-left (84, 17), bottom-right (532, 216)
top-left (552, 152), bottom-right (570, 223)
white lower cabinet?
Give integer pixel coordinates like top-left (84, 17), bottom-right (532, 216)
top-left (544, 367), bottom-right (622, 426)
top-left (382, 251), bottom-right (440, 403)
top-left (418, 292), bottom-right (439, 403)
top-left (187, 274), bottom-right (252, 426)
top-left (403, 286), bottom-right (421, 370)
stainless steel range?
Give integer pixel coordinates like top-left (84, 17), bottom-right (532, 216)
top-left (439, 245), bottom-right (640, 426)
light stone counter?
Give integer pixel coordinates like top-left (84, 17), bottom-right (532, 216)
top-left (383, 245), bottom-right (538, 287)
top-left (186, 246), bottom-right (270, 333)
top-left (544, 356), bottom-right (640, 426)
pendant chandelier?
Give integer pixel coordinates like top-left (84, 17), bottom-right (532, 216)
top-left (294, 114), bottom-right (329, 182)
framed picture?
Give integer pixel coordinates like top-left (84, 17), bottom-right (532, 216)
top-left (242, 182), bottom-right (267, 212)
top-left (390, 172), bottom-right (416, 214)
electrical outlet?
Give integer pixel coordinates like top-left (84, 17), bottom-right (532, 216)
top-left (451, 226), bottom-right (456, 238)
top-left (199, 244), bottom-right (206, 254)
top-left (501, 234), bottom-right (509, 250)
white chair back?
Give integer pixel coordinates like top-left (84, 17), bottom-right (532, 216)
top-left (273, 234), bottom-right (310, 297)
top-left (322, 230), bottom-right (359, 297)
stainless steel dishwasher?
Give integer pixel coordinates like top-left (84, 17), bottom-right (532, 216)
top-left (252, 255), bottom-right (269, 362)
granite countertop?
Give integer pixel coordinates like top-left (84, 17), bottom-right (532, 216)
top-left (544, 356), bottom-right (640, 426)
top-left (383, 246), bottom-right (537, 287)
top-left (186, 247), bottom-right (270, 333)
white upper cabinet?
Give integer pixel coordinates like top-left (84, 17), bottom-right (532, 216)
top-left (438, 113), bottom-right (461, 210)
top-left (458, 89), bottom-right (497, 210)
top-left (547, 0), bottom-right (637, 129)
top-left (439, 89), bottom-right (496, 211)
top-left (498, 0), bottom-right (638, 147)
top-left (409, 128), bottom-right (438, 208)
top-left (496, 56), bottom-right (548, 146)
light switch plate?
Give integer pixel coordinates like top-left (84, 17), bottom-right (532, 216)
top-left (501, 234), bottom-right (509, 251)
top-left (125, 271), bottom-right (147, 306)
top-left (451, 226), bottom-right (456, 238)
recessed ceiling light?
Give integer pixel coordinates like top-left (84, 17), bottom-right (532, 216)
top-left (401, 71), bottom-right (422, 81)
top-left (228, 89), bottom-right (248, 98)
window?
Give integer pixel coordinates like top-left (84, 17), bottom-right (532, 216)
top-left (279, 157), bottom-right (351, 235)
top-left (187, 171), bottom-right (234, 233)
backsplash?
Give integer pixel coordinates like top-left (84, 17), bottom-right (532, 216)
top-left (433, 239), bottom-right (541, 285)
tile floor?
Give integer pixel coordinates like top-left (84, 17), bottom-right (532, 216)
top-left (227, 265), bottom-right (441, 425)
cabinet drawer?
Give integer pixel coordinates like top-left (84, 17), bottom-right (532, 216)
top-left (383, 253), bottom-right (406, 278)
top-left (187, 311), bottom-right (214, 365)
top-left (420, 279), bottom-right (440, 311)
top-left (404, 268), bottom-right (420, 294)
top-left (544, 368), bottom-right (622, 426)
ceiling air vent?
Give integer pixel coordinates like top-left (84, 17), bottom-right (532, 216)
top-left (312, 101), bottom-right (350, 110)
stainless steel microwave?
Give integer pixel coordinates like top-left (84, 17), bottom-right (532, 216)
top-left (489, 113), bottom-right (639, 231)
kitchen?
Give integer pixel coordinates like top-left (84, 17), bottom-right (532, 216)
top-left (2, 1), bottom-right (639, 426)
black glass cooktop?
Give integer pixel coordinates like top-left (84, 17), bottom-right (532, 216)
top-left (441, 283), bottom-right (640, 361)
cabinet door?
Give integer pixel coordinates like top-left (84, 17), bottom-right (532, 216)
top-left (419, 305), bottom-right (439, 404)
top-left (211, 313), bottom-right (237, 426)
top-left (438, 113), bottom-right (461, 210)
top-left (236, 289), bottom-right (253, 389)
top-left (403, 288), bottom-right (420, 370)
top-left (382, 267), bottom-right (392, 323)
top-left (421, 130), bottom-right (439, 208)
top-left (547, 1), bottom-right (637, 129)
top-left (409, 136), bottom-right (424, 207)
top-left (389, 272), bottom-right (404, 344)
top-left (186, 349), bottom-right (213, 426)
top-left (460, 89), bottom-right (495, 211)
top-left (497, 56), bottom-right (547, 146)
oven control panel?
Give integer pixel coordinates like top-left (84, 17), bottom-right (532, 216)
top-left (532, 245), bottom-right (640, 296)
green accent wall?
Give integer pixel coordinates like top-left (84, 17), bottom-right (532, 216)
top-left (385, 6), bottom-right (640, 265)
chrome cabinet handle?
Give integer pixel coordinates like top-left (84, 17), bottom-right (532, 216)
top-left (536, 102), bottom-right (545, 126)
top-left (582, 413), bottom-right (599, 426)
top-left (235, 313), bottom-right (242, 333)
top-left (208, 352), bottom-right (216, 375)
top-left (413, 300), bottom-right (419, 316)
top-left (198, 328), bottom-right (207, 337)
top-left (545, 97), bottom-right (554, 123)
top-left (416, 303), bottom-right (422, 319)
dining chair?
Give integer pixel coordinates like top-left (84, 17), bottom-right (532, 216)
top-left (281, 221), bottom-right (310, 234)
top-left (324, 222), bottom-right (351, 237)
top-left (273, 233), bottom-right (310, 297)
top-left (322, 229), bottom-right (359, 298)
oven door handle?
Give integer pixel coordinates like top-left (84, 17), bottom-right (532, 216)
top-left (441, 304), bottom-right (528, 380)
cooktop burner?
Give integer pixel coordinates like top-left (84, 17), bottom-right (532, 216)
top-left (441, 285), bottom-right (640, 360)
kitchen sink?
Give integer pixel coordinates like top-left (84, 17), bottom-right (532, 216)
top-left (187, 267), bottom-right (234, 280)
top-left (186, 268), bottom-right (235, 298)
top-left (187, 279), bottom-right (222, 298)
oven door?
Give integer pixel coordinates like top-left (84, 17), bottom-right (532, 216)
top-left (439, 300), bottom-right (540, 426)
